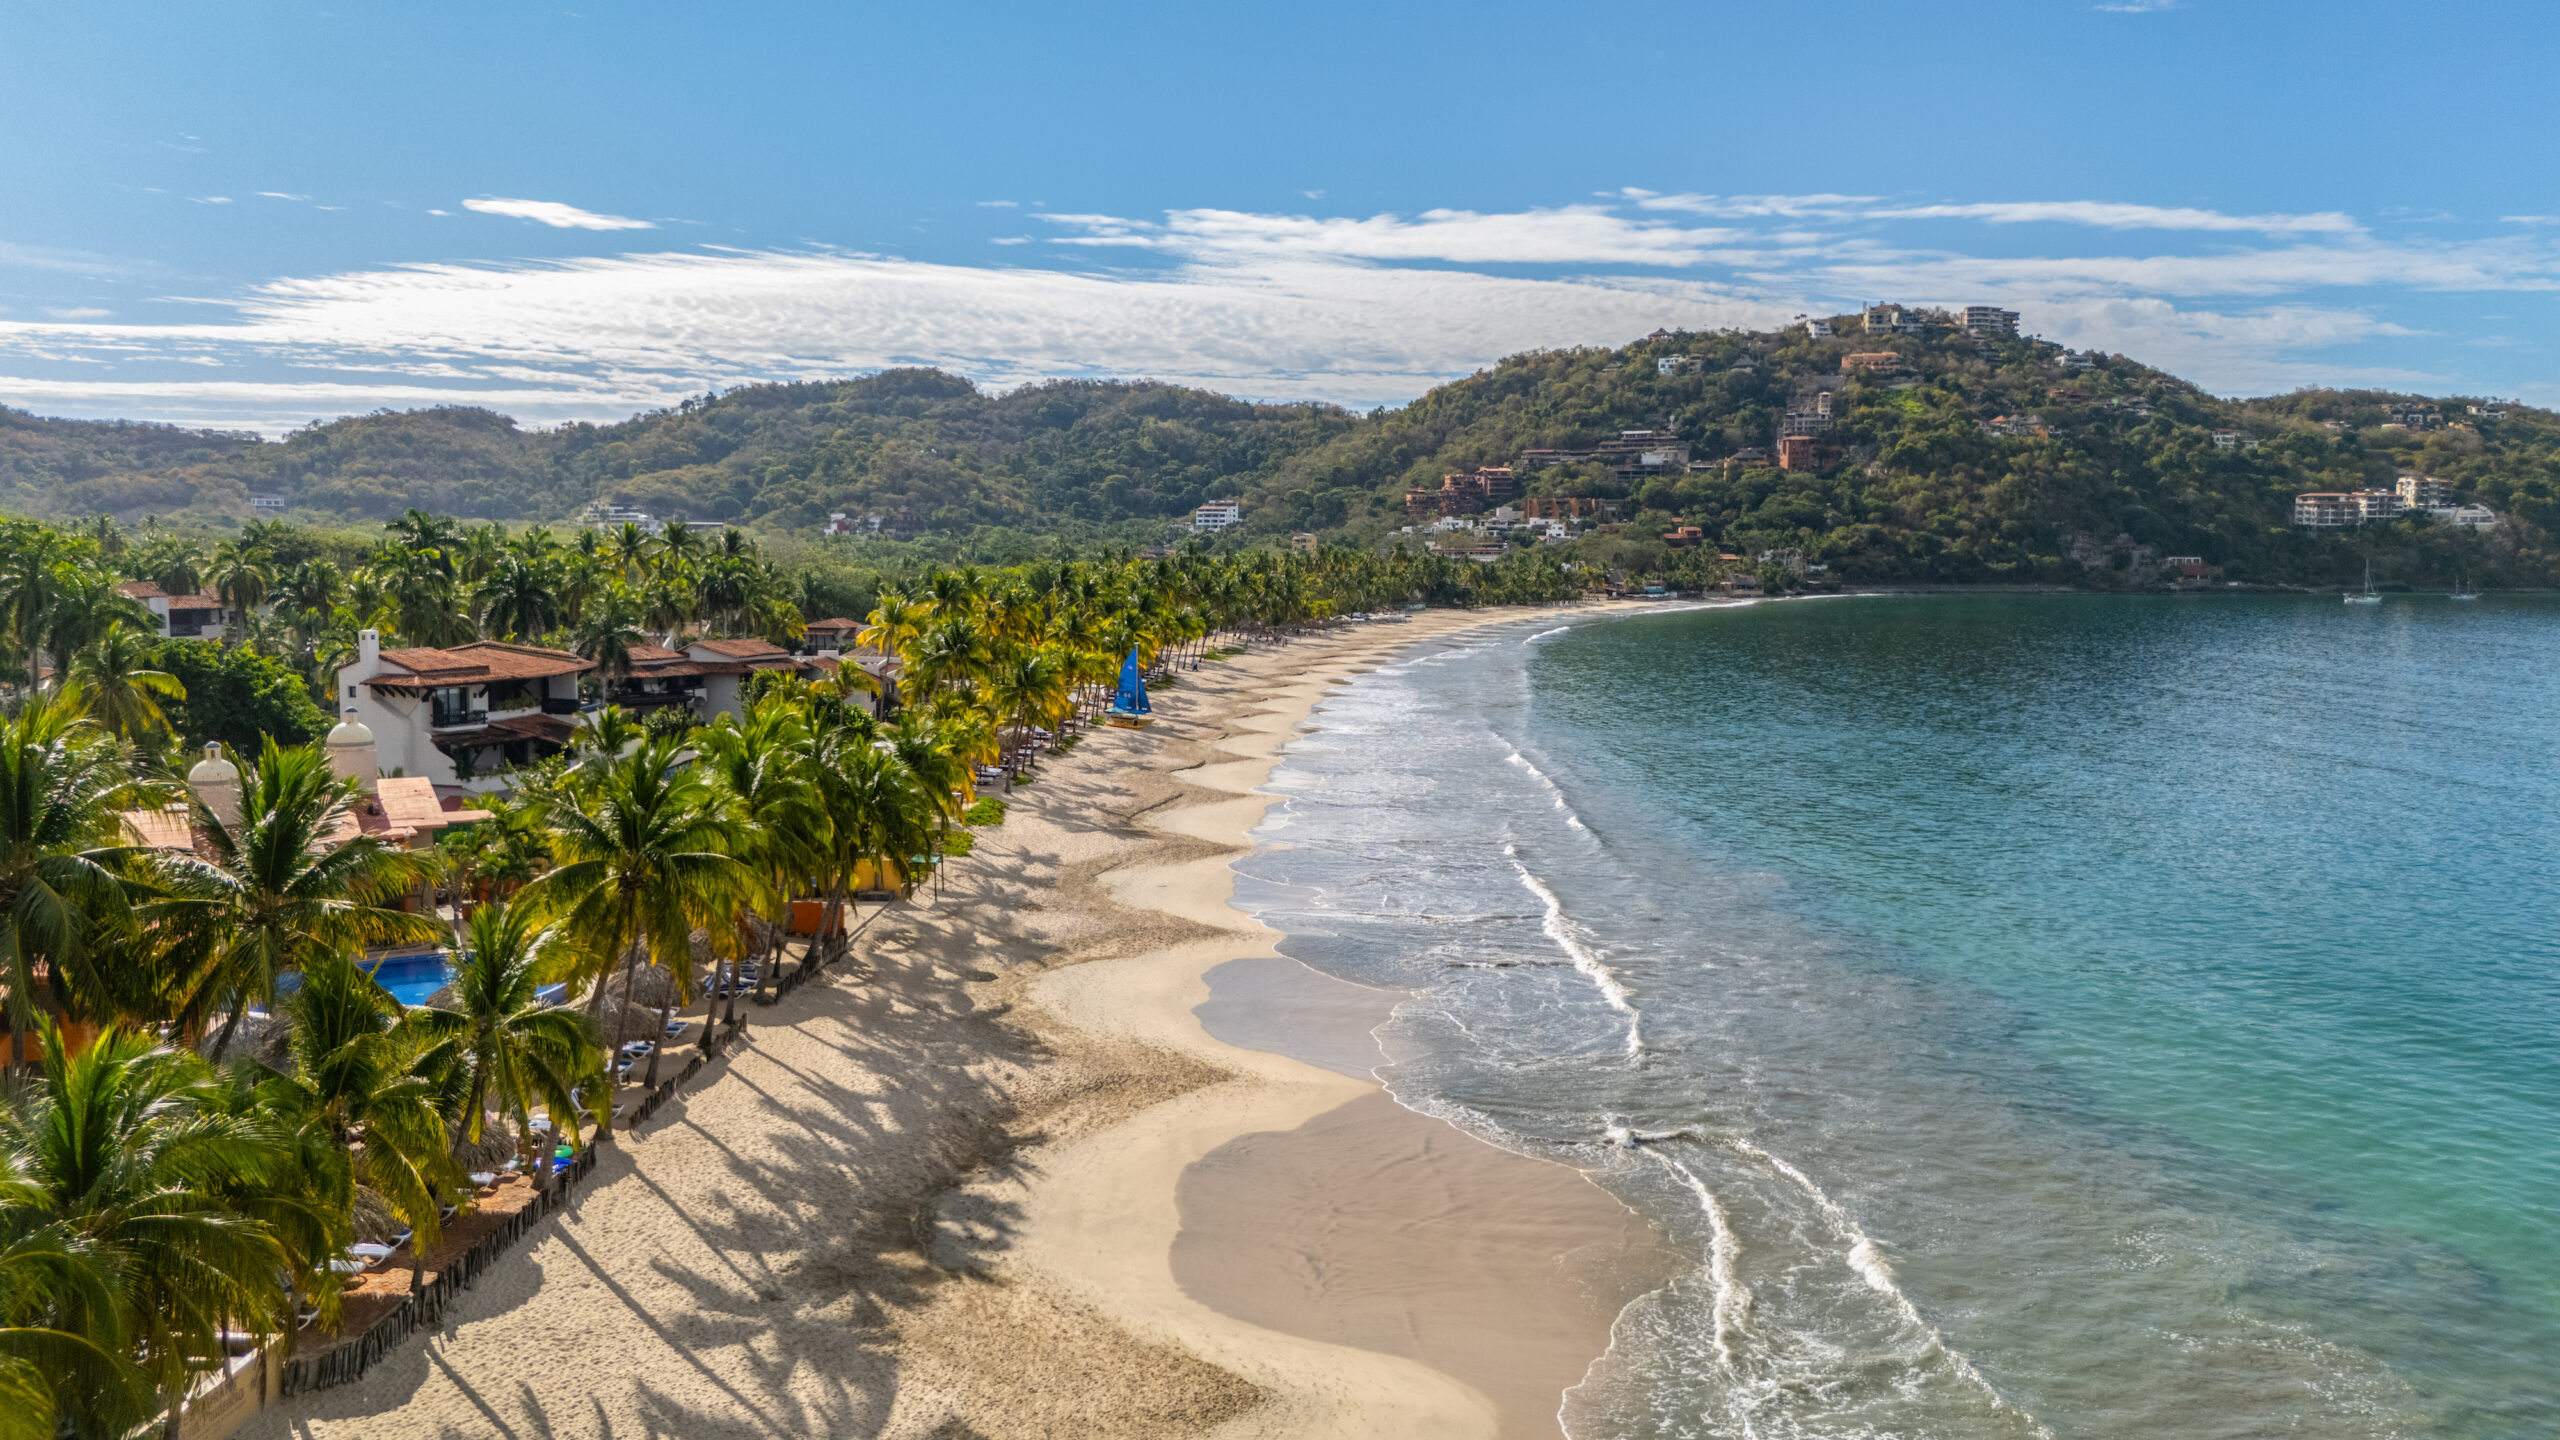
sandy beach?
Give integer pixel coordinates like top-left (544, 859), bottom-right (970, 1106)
top-left (242, 603), bottom-right (1665, 1440)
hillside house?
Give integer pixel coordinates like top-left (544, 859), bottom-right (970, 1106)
top-left (115, 582), bottom-right (230, 640)
top-left (1842, 352), bottom-right (1903, 375)
top-left (2210, 429), bottom-right (2258, 450)
top-left (1591, 433), bottom-right (1689, 477)
top-left (1807, 319), bottom-right (1834, 339)
top-left (1777, 435), bottom-right (1829, 471)
top-left (336, 633), bottom-right (592, 795)
top-left (1191, 499), bottom-right (1245, 531)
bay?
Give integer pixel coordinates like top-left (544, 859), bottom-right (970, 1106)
top-left (1235, 594), bottom-right (2560, 1439)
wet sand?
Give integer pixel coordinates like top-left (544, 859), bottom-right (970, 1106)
top-left (1185, 956), bottom-right (1674, 1435)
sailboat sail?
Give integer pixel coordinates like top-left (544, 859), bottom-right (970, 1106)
top-left (1112, 647), bottom-right (1151, 714)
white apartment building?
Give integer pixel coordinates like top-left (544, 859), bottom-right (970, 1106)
top-left (1192, 499), bottom-right (1244, 531)
top-left (335, 630), bottom-right (593, 795)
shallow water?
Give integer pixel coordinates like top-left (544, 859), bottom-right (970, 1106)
top-left (1234, 594), bottom-right (2560, 1439)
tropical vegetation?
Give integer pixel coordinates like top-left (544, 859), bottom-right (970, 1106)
top-left (0, 504), bottom-right (1478, 1434)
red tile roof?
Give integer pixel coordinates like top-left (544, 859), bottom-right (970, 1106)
top-left (690, 637), bottom-right (792, 660)
top-left (366, 641), bottom-right (594, 689)
top-left (166, 594), bottom-right (225, 612)
top-left (116, 580), bottom-right (169, 601)
top-left (805, 617), bottom-right (861, 632)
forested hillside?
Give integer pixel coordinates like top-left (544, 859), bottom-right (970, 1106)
top-left (6, 317), bottom-right (2558, 588)
top-left (0, 371), bottom-right (1351, 537)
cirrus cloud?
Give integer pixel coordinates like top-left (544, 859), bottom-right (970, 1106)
top-left (461, 197), bottom-right (654, 231)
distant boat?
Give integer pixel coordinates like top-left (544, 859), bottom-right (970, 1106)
top-left (2451, 571), bottom-right (2481, 601)
top-left (2344, 556), bottom-right (2382, 605)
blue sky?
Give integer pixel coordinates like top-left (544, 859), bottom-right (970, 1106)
top-left (4, 0), bottom-right (2557, 433)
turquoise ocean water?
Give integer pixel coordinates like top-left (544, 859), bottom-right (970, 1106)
top-left (1234, 594), bottom-right (2559, 1439)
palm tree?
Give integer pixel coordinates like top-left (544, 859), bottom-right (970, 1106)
top-left (205, 544), bottom-right (270, 644)
top-left (607, 523), bottom-right (656, 585)
top-left (571, 587), bottom-right (645, 688)
top-left (0, 699), bottom-right (137, 1068)
top-left (39, 567), bottom-right (154, 680)
top-left (984, 645), bottom-right (1070, 775)
top-left (2, 1024), bottom-right (311, 1438)
top-left (476, 553), bottom-right (563, 641)
top-left (64, 627), bottom-right (184, 746)
top-left (0, 546), bottom-right (56, 689)
top-left (805, 723), bottom-right (930, 968)
top-left (694, 704), bottom-right (819, 1017)
top-left (0, 1215), bottom-right (150, 1440)
top-left (144, 740), bottom-right (443, 1062)
top-left (260, 955), bottom-right (463, 1298)
top-left (128, 537), bottom-right (206, 599)
top-left (520, 737), bottom-right (751, 1091)
top-left (420, 902), bottom-right (603, 1172)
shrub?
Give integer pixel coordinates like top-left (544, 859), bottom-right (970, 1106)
top-left (963, 797), bottom-right (1006, 826)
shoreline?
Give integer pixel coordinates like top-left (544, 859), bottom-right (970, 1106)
top-left (240, 602), bottom-right (1661, 1439)
top-left (975, 603), bottom-right (1672, 1438)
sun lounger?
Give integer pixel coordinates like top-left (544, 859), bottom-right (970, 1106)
top-left (325, 1257), bottom-right (367, 1275)
top-left (468, 1171), bottom-right (498, 1189)
top-left (347, 1243), bottom-right (395, 1266)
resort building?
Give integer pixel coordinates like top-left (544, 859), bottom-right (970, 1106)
top-left (334, 632), bottom-right (593, 796)
top-left (249, 494), bottom-right (288, 513)
top-left (1777, 435), bottom-right (1829, 471)
top-left (1406, 467), bottom-right (1520, 516)
top-left (1963, 305), bottom-right (2021, 337)
top-left (1291, 532), bottom-right (1319, 554)
top-left (1656, 354), bottom-right (1696, 375)
top-left (2210, 429), bottom-right (2259, 450)
top-left (1191, 499), bottom-right (1245, 531)
top-left (1807, 318), bottom-right (1834, 339)
top-left (577, 502), bottom-right (666, 536)
top-left (2381, 401), bottom-right (2442, 430)
top-left (1842, 352), bottom-right (1904, 375)
top-left (2292, 490), bottom-right (2405, 528)
top-left (1591, 433), bottom-right (1689, 478)
top-left (1861, 303), bottom-right (1930, 334)
top-left (115, 581), bottom-right (230, 640)
top-left (2396, 475), bottom-right (2454, 508)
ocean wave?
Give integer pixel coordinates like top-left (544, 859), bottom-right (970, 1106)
top-left (1506, 844), bottom-right (1643, 1053)
top-left (1524, 625), bottom-right (1573, 644)
top-left (1729, 1136), bottom-right (2050, 1436)
top-left (1654, 1150), bottom-right (1754, 1370)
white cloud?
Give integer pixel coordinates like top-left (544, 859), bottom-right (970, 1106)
top-left (42, 307), bottom-right (110, 320)
top-left (2094, 0), bottom-right (2177, 11)
top-left (191, 196), bottom-right (233, 205)
top-left (975, 200), bottom-right (1018, 209)
top-left (1044, 206), bottom-right (1748, 266)
top-left (2, 192), bottom-right (2555, 433)
top-left (1865, 200), bottom-right (2357, 235)
top-left (255, 191), bottom-right (311, 201)
top-left (461, 197), bottom-right (654, 231)
top-left (1625, 191), bottom-right (1882, 218)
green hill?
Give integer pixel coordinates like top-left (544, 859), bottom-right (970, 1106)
top-left (6, 317), bottom-right (2557, 588)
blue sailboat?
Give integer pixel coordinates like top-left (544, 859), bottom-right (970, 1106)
top-left (1106, 647), bottom-right (1153, 724)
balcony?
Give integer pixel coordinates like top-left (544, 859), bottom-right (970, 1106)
top-left (429, 708), bottom-right (490, 732)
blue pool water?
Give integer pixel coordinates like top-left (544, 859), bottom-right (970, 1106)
top-left (1237, 594), bottom-right (2560, 1439)
top-left (362, 951), bottom-right (454, 1006)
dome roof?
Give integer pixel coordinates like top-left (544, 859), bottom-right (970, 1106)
top-left (186, 744), bottom-right (239, 786)
top-left (326, 716), bottom-right (376, 747)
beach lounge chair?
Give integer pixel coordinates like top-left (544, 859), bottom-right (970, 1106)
top-left (347, 1242), bottom-right (395, 1268)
